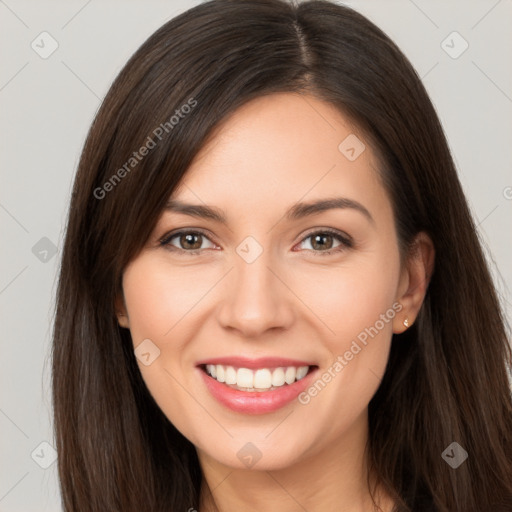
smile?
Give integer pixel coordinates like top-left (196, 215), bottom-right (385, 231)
top-left (196, 357), bottom-right (319, 414)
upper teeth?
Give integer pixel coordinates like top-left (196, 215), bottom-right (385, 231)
top-left (205, 364), bottom-right (309, 390)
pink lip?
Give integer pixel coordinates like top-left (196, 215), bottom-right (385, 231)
top-left (197, 365), bottom-right (318, 415)
top-left (195, 356), bottom-right (315, 370)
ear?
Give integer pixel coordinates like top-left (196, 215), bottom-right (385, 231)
top-left (393, 231), bottom-right (435, 334)
top-left (115, 295), bottom-right (130, 328)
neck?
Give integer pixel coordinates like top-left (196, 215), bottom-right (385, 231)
top-left (197, 410), bottom-right (394, 512)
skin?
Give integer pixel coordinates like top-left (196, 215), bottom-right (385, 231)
top-left (116, 92), bottom-right (435, 512)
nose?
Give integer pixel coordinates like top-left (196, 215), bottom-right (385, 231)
top-left (216, 244), bottom-right (295, 338)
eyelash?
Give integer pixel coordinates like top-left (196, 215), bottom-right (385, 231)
top-left (158, 228), bottom-right (353, 257)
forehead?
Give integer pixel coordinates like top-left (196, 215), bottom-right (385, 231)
top-left (170, 93), bottom-right (389, 223)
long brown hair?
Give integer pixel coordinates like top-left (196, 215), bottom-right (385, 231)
top-left (51, 0), bottom-right (512, 510)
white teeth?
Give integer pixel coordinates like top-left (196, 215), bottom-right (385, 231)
top-left (225, 366), bottom-right (237, 385)
top-left (237, 368), bottom-right (254, 388)
top-left (271, 367), bottom-right (285, 386)
top-left (253, 369), bottom-right (272, 389)
top-left (285, 367), bottom-right (296, 384)
top-left (206, 364), bottom-right (216, 378)
top-left (204, 364), bottom-right (311, 390)
top-left (296, 366), bottom-right (308, 380)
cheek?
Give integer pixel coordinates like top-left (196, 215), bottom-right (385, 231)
top-left (290, 245), bottom-right (401, 411)
top-left (121, 259), bottom-right (209, 344)
top-left (121, 260), bottom-right (203, 433)
top-left (293, 255), bottom-right (400, 345)
top-left (293, 260), bottom-right (400, 438)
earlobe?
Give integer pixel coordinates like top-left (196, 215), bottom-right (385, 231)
top-left (393, 232), bottom-right (435, 334)
top-left (115, 296), bottom-right (130, 328)
top-left (116, 312), bottom-right (130, 329)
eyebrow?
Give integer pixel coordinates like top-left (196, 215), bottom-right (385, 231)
top-left (164, 197), bottom-right (374, 225)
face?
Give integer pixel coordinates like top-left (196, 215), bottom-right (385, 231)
top-left (117, 92), bottom-right (418, 471)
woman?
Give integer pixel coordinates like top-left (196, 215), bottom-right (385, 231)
top-left (51, 0), bottom-right (512, 510)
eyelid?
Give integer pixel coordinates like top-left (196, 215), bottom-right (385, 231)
top-left (158, 228), bottom-right (218, 250)
top-left (293, 227), bottom-right (353, 255)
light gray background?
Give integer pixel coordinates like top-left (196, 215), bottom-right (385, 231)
top-left (1, 1), bottom-right (511, 510)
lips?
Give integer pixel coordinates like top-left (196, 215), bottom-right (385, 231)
top-left (196, 356), bottom-right (319, 414)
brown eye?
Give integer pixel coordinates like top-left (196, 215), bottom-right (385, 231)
top-left (178, 233), bottom-right (203, 250)
top-left (297, 229), bottom-right (353, 256)
top-left (310, 233), bottom-right (335, 251)
top-left (160, 230), bottom-right (216, 254)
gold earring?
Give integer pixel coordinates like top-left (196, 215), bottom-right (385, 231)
top-left (403, 317), bottom-right (409, 328)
